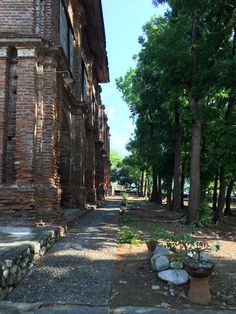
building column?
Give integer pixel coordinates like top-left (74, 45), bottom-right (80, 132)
top-left (85, 127), bottom-right (96, 204)
top-left (0, 48), bottom-right (9, 183)
top-left (70, 106), bottom-right (86, 207)
top-left (15, 48), bottom-right (37, 185)
top-left (35, 55), bottom-right (62, 222)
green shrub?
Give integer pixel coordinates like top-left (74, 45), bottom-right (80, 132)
top-left (199, 199), bottom-right (213, 225)
top-left (121, 192), bottom-right (128, 206)
top-left (118, 226), bottom-right (143, 245)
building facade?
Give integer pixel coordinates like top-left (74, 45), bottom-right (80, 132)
top-left (0, 0), bottom-right (110, 226)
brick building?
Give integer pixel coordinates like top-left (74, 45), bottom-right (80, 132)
top-left (0, 0), bottom-right (110, 226)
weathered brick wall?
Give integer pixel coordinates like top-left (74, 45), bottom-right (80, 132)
top-left (0, 0), bottom-right (35, 35)
top-left (0, 0), bottom-right (110, 225)
top-left (5, 49), bottom-right (17, 183)
top-left (0, 49), bottom-right (9, 184)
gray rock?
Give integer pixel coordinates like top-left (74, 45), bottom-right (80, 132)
top-left (151, 285), bottom-right (160, 290)
top-left (5, 260), bottom-right (13, 268)
top-left (3, 269), bottom-right (9, 278)
top-left (154, 255), bottom-right (169, 271)
top-left (158, 269), bottom-right (189, 285)
top-left (153, 246), bottom-right (173, 256)
top-left (10, 265), bottom-right (17, 275)
top-left (160, 302), bottom-right (170, 308)
top-left (180, 291), bottom-right (188, 299)
top-left (200, 252), bottom-right (212, 261)
top-left (150, 254), bottom-right (158, 270)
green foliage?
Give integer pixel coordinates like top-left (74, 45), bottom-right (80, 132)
top-left (121, 192), bottom-right (129, 206)
top-left (199, 199), bottom-right (213, 225)
top-left (110, 149), bottom-right (123, 171)
top-left (112, 155), bottom-right (143, 190)
top-left (118, 226), bottom-right (143, 245)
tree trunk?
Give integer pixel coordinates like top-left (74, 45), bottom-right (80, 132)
top-left (188, 8), bottom-right (202, 224)
top-left (225, 179), bottom-right (234, 216)
top-left (188, 111), bottom-right (202, 223)
top-left (172, 102), bottom-right (182, 212)
top-left (150, 165), bottom-right (162, 204)
top-left (212, 173), bottom-right (218, 212)
top-left (139, 170), bottom-right (145, 197)
top-left (217, 30), bottom-right (236, 217)
top-left (215, 167), bottom-right (226, 222)
top-left (144, 177), bottom-right (147, 198)
top-left (167, 182), bottom-right (172, 210)
top-left (151, 164), bottom-right (158, 202)
top-left (157, 176), bottom-right (162, 204)
top-left (181, 173), bottom-right (185, 208)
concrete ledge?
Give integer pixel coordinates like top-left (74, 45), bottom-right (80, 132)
top-left (112, 307), bottom-right (236, 314)
top-left (0, 208), bottom-right (91, 301)
top-left (0, 227), bottom-right (61, 300)
top-left (0, 301), bottom-right (41, 313)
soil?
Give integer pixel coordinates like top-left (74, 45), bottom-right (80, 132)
top-left (109, 197), bottom-right (236, 310)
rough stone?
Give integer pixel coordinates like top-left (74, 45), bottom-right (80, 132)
top-left (10, 265), bottom-right (17, 275)
top-left (153, 255), bottom-right (170, 271)
top-left (4, 260), bottom-right (13, 268)
top-left (153, 246), bottom-right (173, 256)
top-left (39, 247), bottom-right (46, 256)
top-left (3, 269), bottom-right (9, 278)
top-left (158, 269), bottom-right (189, 285)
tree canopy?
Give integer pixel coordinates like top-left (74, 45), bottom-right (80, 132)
top-left (116, 0), bottom-right (236, 224)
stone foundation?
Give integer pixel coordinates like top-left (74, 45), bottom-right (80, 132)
top-left (0, 227), bottom-right (60, 300)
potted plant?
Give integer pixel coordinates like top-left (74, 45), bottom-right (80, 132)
top-left (150, 226), bottom-right (220, 272)
top-left (182, 241), bottom-right (219, 278)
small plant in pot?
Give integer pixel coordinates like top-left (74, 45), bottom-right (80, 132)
top-left (182, 241), bottom-right (220, 278)
top-left (150, 225), bottom-right (220, 277)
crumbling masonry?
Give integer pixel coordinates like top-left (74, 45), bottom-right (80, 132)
top-left (0, 0), bottom-right (110, 226)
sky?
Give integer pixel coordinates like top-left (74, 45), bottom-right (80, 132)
top-left (101, 0), bottom-right (167, 157)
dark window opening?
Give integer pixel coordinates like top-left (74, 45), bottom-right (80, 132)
top-left (82, 60), bottom-right (88, 103)
top-left (59, 0), bottom-right (74, 69)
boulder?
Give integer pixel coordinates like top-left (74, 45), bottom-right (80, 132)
top-left (151, 254), bottom-right (159, 270)
top-left (158, 269), bottom-right (189, 285)
top-left (154, 246), bottom-right (173, 256)
top-left (151, 254), bottom-right (169, 271)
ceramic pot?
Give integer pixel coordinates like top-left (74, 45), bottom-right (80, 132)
top-left (183, 258), bottom-right (215, 278)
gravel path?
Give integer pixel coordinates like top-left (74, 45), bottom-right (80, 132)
top-left (6, 202), bottom-right (119, 306)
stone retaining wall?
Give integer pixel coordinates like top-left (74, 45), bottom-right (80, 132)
top-left (0, 228), bottom-right (60, 300)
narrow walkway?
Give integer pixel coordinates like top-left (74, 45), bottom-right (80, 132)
top-left (4, 200), bottom-right (120, 313)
